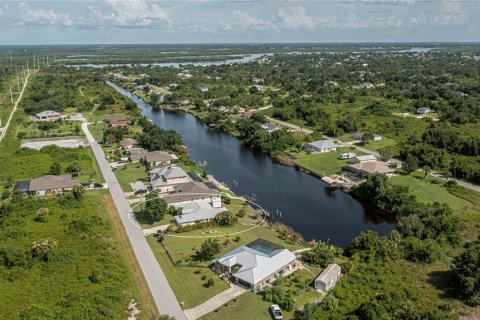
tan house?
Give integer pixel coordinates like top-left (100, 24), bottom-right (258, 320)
top-left (26, 175), bottom-right (80, 196)
top-left (213, 239), bottom-right (298, 291)
top-left (103, 115), bottom-right (131, 127)
top-left (119, 138), bottom-right (139, 150)
top-left (162, 181), bottom-right (221, 207)
top-left (345, 161), bottom-right (395, 178)
top-left (149, 165), bottom-right (192, 193)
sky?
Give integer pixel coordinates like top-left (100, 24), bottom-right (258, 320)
top-left (0, 0), bottom-right (478, 45)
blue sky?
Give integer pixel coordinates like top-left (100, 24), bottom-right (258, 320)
top-left (0, 0), bottom-right (477, 44)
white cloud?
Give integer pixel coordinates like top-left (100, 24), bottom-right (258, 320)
top-left (343, 0), bottom-right (415, 5)
top-left (434, 0), bottom-right (467, 26)
top-left (87, 0), bottom-right (171, 28)
top-left (220, 10), bottom-right (275, 31)
top-left (318, 12), bottom-right (404, 29)
top-left (18, 2), bottom-right (72, 26)
top-left (274, 6), bottom-right (315, 30)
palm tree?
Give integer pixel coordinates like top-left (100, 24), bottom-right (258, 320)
top-left (36, 208), bottom-right (49, 222)
top-left (423, 165), bottom-right (431, 180)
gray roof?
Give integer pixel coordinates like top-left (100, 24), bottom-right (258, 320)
top-left (306, 140), bottom-right (337, 150)
top-left (28, 175), bottom-right (80, 191)
top-left (214, 243), bottom-right (296, 286)
top-left (127, 147), bottom-right (148, 156)
top-left (162, 182), bottom-right (220, 203)
top-left (144, 151), bottom-right (175, 163)
top-left (36, 110), bottom-right (61, 117)
top-left (173, 202), bottom-right (227, 224)
top-left (150, 165), bottom-right (190, 187)
top-left (417, 107), bottom-right (431, 112)
top-left (261, 123), bottom-right (280, 132)
top-left (315, 264), bottom-right (341, 283)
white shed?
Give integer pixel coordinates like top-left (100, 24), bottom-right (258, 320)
top-left (315, 263), bottom-right (342, 292)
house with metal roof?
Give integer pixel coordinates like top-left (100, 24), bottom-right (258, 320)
top-left (173, 202), bottom-right (227, 226)
top-left (35, 110), bottom-right (61, 121)
top-left (416, 107), bottom-right (431, 116)
top-left (303, 140), bottom-right (337, 153)
top-left (350, 154), bottom-right (377, 163)
top-left (315, 263), bottom-right (342, 292)
top-left (261, 123), bottom-right (281, 134)
top-left (213, 239), bottom-right (298, 291)
top-left (149, 165), bottom-right (192, 193)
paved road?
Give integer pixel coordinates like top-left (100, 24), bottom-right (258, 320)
top-left (266, 116), bottom-right (314, 134)
top-left (0, 72), bottom-right (31, 144)
top-left (184, 285), bottom-right (247, 320)
top-left (81, 122), bottom-right (187, 320)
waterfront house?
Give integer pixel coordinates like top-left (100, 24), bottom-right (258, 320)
top-left (103, 114), bottom-right (131, 127)
top-left (213, 239), bottom-right (298, 291)
top-left (20, 175), bottom-right (80, 196)
top-left (35, 110), bottom-right (61, 121)
top-left (119, 138), bottom-right (139, 150)
top-left (416, 107), bottom-right (431, 116)
top-left (173, 202), bottom-right (227, 226)
top-left (350, 155), bottom-right (377, 163)
top-left (162, 181), bottom-right (221, 207)
top-left (352, 132), bottom-right (382, 141)
top-left (149, 165), bottom-right (191, 193)
top-left (303, 140), bottom-right (337, 153)
top-left (127, 147), bottom-right (148, 156)
top-left (133, 151), bottom-right (177, 167)
top-left (315, 264), bottom-right (342, 292)
top-left (261, 123), bottom-right (281, 134)
top-left (345, 160), bottom-right (395, 178)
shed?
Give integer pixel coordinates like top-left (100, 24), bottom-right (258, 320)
top-left (315, 263), bottom-right (342, 292)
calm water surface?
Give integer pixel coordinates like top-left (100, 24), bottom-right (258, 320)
top-left (109, 82), bottom-right (395, 247)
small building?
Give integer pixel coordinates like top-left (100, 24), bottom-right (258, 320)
top-left (315, 263), bottom-right (342, 292)
top-left (213, 239), bottom-right (298, 291)
top-left (352, 132), bottom-right (382, 141)
top-left (325, 81), bottom-right (338, 86)
top-left (199, 86), bottom-right (209, 92)
top-left (416, 107), bottom-right (431, 116)
top-left (103, 115), bottom-right (131, 127)
top-left (162, 181), bottom-right (221, 207)
top-left (149, 165), bottom-right (192, 193)
top-left (119, 138), bottom-right (139, 150)
top-left (261, 123), bottom-right (281, 134)
top-left (35, 110), bottom-right (61, 121)
top-left (127, 147), bottom-right (148, 156)
top-left (21, 175), bottom-right (80, 196)
top-left (350, 155), bottom-right (377, 163)
top-left (345, 160), bottom-right (395, 178)
top-left (304, 140), bottom-right (337, 153)
top-left (173, 202), bottom-right (227, 226)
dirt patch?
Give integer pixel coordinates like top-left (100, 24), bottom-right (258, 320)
top-left (104, 195), bottom-right (158, 318)
top-left (21, 138), bottom-right (88, 150)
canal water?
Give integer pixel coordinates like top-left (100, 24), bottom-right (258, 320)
top-left (108, 82), bottom-right (395, 247)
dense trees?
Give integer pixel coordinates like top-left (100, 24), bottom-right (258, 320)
top-left (194, 239), bottom-right (221, 261)
top-left (453, 239), bottom-right (480, 306)
top-left (138, 121), bottom-right (183, 151)
top-left (141, 193), bottom-right (168, 223)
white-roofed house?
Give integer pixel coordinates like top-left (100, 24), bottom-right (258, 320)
top-left (213, 239), bottom-right (299, 291)
top-left (149, 165), bottom-right (192, 193)
top-left (314, 263), bottom-right (342, 292)
top-left (350, 155), bottom-right (377, 164)
top-left (173, 202), bottom-right (227, 226)
top-left (35, 110), bottom-right (61, 121)
top-left (261, 123), bottom-right (281, 134)
top-left (303, 140), bottom-right (337, 153)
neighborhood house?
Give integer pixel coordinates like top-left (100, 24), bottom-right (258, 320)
top-left (119, 138), bottom-right (139, 150)
top-left (35, 110), bottom-right (61, 121)
top-left (352, 132), bottom-right (382, 141)
top-left (131, 151), bottom-right (177, 167)
top-left (162, 181), bottom-right (221, 207)
top-left (18, 175), bottom-right (80, 196)
top-left (416, 107), bottom-right (431, 116)
top-left (315, 263), bottom-right (342, 292)
top-left (345, 160), bottom-right (395, 178)
top-left (261, 123), bottom-right (281, 134)
top-left (350, 155), bottom-right (377, 163)
top-left (213, 239), bottom-right (298, 291)
top-left (173, 202), bottom-right (227, 226)
top-left (304, 140), bottom-right (337, 153)
top-left (103, 115), bottom-right (131, 127)
top-left (149, 165), bottom-right (192, 193)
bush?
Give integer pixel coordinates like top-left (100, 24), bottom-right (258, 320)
top-left (194, 239), bottom-right (221, 261)
top-left (453, 240), bottom-right (480, 306)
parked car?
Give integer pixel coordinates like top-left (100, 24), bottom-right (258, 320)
top-left (270, 304), bottom-right (283, 320)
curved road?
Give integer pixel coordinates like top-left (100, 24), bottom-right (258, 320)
top-left (81, 122), bottom-right (186, 320)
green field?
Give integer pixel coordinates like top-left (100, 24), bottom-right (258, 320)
top-left (114, 163), bottom-right (148, 192)
top-left (293, 148), bottom-right (367, 177)
top-left (0, 191), bottom-right (155, 319)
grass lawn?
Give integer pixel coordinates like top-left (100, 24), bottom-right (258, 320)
top-left (88, 122), bottom-right (108, 142)
top-left (362, 137), bottom-right (396, 152)
top-left (147, 236), bottom-right (230, 309)
top-left (114, 163), bottom-right (148, 192)
top-left (293, 147), bottom-right (366, 177)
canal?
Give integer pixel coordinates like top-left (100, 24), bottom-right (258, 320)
top-left (108, 82), bottom-right (395, 247)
